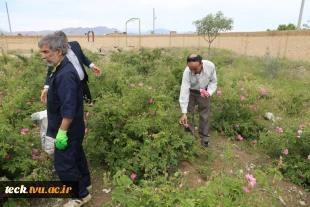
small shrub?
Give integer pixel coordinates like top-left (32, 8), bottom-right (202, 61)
top-left (261, 47), bottom-right (282, 79)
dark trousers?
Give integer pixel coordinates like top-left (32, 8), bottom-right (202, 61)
top-left (54, 133), bottom-right (91, 198)
top-left (187, 90), bottom-right (211, 142)
top-left (82, 80), bottom-right (92, 104)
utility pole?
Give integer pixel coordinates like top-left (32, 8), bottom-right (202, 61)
top-left (153, 8), bottom-right (156, 34)
top-left (297, 0), bottom-right (305, 29)
top-left (6, 2), bottom-right (12, 35)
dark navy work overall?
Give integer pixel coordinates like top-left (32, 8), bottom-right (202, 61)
top-left (46, 57), bottom-right (90, 198)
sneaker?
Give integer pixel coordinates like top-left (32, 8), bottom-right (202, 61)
top-left (63, 194), bottom-right (91, 207)
top-left (86, 185), bottom-right (92, 191)
top-left (203, 142), bottom-right (210, 148)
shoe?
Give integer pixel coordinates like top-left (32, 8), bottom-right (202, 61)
top-left (203, 142), bottom-right (210, 148)
top-left (63, 194), bottom-right (91, 207)
top-left (86, 185), bottom-right (92, 191)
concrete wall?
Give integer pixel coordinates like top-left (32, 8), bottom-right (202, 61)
top-left (1, 30), bottom-right (309, 61)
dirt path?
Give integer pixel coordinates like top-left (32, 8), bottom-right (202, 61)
top-left (29, 166), bottom-right (112, 207)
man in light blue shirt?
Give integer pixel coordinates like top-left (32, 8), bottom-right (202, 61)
top-left (179, 54), bottom-right (217, 148)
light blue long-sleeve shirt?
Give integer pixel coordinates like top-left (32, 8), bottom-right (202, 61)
top-left (179, 60), bottom-right (217, 113)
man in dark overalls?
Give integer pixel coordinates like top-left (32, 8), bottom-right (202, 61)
top-left (38, 34), bottom-right (91, 207)
top-left (40, 31), bottom-right (102, 105)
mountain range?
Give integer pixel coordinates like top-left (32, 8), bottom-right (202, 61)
top-left (1, 26), bottom-right (194, 35)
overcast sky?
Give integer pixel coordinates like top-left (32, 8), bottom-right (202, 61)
top-left (0, 0), bottom-right (309, 33)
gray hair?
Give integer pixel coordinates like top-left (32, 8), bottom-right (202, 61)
top-left (38, 34), bottom-right (68, 55)
top-left (54, 30), bottom-right (67, 39)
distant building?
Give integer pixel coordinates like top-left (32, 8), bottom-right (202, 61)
top-left (107, 31), bottom-right (125, 36)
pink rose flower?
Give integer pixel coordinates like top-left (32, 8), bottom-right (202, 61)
top-left (300, 124), bottom-right (306, 129)
top-left (276, 127), bottom-right (283, 133)
top-left (260, 88), bottom-right (267, 95)
top-left (130, 173), bottom-right (137, 180)
top-left (297, 130), bottom-right (302, 135)
top-left (20, 128), bottom-right (30, 135)
top-left (200, 89), bottom-right (208, 97)
top-left (242, 186), bottom-right (250, 193)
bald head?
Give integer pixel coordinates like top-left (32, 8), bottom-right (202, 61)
top-left (187, 54), bottom-right (203, 74)
top-left (187, 54), bottom-right (202, 63)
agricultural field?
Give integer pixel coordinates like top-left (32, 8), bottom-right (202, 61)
top-left (0, 47), bottom-right (309, 207)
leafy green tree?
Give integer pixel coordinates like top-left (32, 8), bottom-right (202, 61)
top-left (193, 11), bottom-right (233, 56)
top-left (277, 23), bottom-right (296, 30)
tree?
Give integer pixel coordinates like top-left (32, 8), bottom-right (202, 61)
top-left (277, 23), bottom-right (296, 30)
top-left (193, 11), bottom-right (233, 56)
top-left (302, 20), bottom-right (309, 29)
